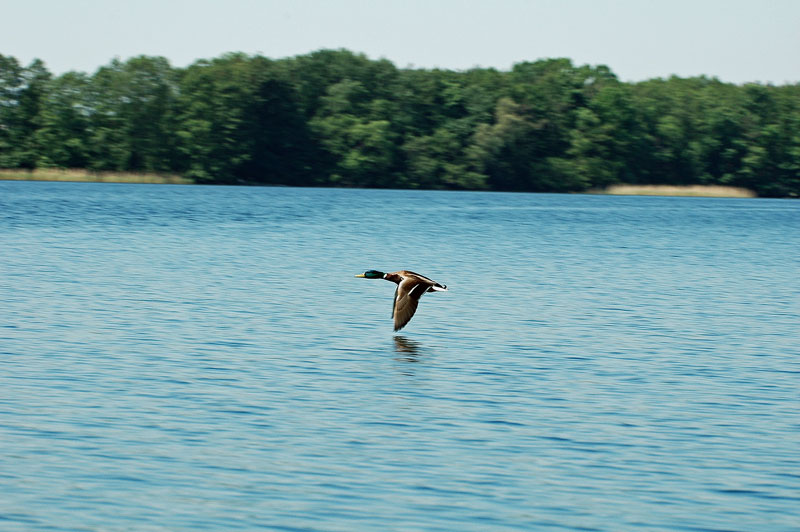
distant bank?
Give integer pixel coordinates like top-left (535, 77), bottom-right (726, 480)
top-left (596, 184), bottom-right (757, 198)
top-left (0, 169), bottom-right (193, 185)
top-left (1, 169), bottom-right (760, 198)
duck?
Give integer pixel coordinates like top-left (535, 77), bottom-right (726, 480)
top-left (355, 270), bottom-right (448, 331)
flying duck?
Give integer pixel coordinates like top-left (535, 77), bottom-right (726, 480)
top-left (355, 270), bottom-right (447, 331)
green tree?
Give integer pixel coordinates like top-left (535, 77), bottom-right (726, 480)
top-left (550, 83), bottom-right (641, 190)
top-left (0, 56), bottom-right (51, 169)
top-left (35, 72), bottom-right (92, 168)
top-left (309, 80), bottom-right (398, 187)
top-left (287, 49), bottom-right (400, 120)
top-left (467, 97), bottom-right (555, 191)
top-left (403, 125), bottom-right (487, 189)
top-left (87, 56), bottom-right (178, 172)
top-left (175, 54), bottom-right (265, 182)
top-left (237, 76), bottom-right (321, 185)
top-left (0, 54), bottom-right (25, 167)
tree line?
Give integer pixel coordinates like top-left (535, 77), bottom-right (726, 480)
top-left (1, 49), bottom-right (799, 196)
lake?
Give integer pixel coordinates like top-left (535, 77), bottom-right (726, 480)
top-left (1, 181), bottom-right (798, 531)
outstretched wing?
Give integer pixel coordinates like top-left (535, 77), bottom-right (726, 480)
top-left (392, 277), bottom-right (431, 331)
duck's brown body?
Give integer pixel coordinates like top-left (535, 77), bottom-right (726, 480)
top-left (356, 270), bottom-right (447, 331)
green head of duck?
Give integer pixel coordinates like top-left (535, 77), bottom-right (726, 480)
top-left (355, 270), bottom-right (384, 279)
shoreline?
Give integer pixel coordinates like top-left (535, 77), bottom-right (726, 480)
top-left (0, 169), bottom-right (193, 185)
top-left (1, 170), bottom-right (762, 198)
top-left (594, 184), bottom-right (757, 198)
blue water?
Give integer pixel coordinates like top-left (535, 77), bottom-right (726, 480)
top-left (1, 181), bottom-right (798, 531)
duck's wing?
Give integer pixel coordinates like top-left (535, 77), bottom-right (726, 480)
top-left (392, 276), bottom-right (433, 331)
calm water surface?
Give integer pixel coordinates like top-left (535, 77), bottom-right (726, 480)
top-left (1, 181), bottom-right (798, 531)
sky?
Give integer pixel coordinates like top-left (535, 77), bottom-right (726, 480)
top-left (3, 0), bottom-right (800, 84)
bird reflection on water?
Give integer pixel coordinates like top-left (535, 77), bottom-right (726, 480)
top-left (392, 335), bottom-right (424, 363)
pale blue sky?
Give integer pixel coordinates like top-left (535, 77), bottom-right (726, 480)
top-left (3, 0), bottom-right (799, 84)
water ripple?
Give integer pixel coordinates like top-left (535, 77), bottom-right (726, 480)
top-left (1, 182), bottom-right (798, 531)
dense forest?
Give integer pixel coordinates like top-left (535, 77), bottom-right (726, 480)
top-left (1, 50), bottom-right (799, 196)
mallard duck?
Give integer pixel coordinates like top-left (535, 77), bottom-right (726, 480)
top-left (355, 270), bottom-right (448, 331)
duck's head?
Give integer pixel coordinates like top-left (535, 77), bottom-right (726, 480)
top-left (355, 270), bottom-right (384, 279)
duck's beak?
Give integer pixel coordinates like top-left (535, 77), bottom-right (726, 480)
top-left (354, 273), bottom-right (366, 278)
